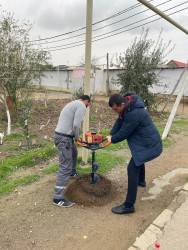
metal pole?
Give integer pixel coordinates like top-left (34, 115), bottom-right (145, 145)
top-left (91, 150), bottom-right (95, 184)
top-left (138, 0), bottom-right (188, 35)
top-left (106, 53), bottom-right (110, 96)
top-left (82, 0), bottom-right (93, 163)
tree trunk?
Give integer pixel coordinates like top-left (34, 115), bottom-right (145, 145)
top-left (0, 89), bottom-right (11, 135)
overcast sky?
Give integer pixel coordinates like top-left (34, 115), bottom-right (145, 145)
top-left (1, 0), bottom-right (188, 67)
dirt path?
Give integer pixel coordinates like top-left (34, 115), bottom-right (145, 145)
top-left (0, 96), bottom-right (188, 250)
top-left (0, 135), bottom-right (188, 250)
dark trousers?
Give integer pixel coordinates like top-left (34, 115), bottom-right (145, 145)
top-left (124, 157), bottom-right (145, 207)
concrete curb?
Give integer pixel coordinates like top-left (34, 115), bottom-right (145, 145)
top-left (128, 183), bottom-right (188, 250)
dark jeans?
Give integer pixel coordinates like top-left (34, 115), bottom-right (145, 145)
top-left (124, 157), bottom-right (145, 207)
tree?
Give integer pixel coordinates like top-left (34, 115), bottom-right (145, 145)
top-left (0, 10), bottom-right (51, 133)
top-left (78, 55), bottom-right (100, 68)
top-left (111, 28), bottom-right (174, 110)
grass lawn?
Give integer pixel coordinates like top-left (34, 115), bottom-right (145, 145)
top-left (0, 114), bottom-right (188, 196)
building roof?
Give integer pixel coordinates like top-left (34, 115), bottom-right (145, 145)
top-left (166, 60), bottom-right (186, 68)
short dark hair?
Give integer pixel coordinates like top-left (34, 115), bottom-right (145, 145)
top-left (109, 94), bottom-right (124, 107)
top-left (79, 95), bottom-right (91, 102)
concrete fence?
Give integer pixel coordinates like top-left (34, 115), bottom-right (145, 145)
top-left (37, 68), bottom-right (188, 96)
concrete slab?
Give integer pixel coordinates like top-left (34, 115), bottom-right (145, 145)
top-left (167, 190), bottom-right (188, 212)
top-left (133, 228), bottom-right (157, 250)
top-left (147, 224), bottom-right (162, 235)
top-left (148, 197), bottom-right (188, 250)
top-left (182, 182), bottom-right (188, 191)
top-left (127, 246), bottom-right (137, 250)
top-left (152, 209), bottom-right (173, 228)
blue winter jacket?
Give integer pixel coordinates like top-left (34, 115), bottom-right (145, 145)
top-left (110, 94), bottom-right (163, 166)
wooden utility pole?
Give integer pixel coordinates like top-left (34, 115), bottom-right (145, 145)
top-left (82, 0), bottom-right (93, 163)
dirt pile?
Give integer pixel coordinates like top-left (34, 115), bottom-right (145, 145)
top-left (65, 174), bottom-right (117, 206)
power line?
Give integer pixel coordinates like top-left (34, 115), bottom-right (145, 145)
top-left (31, 1), bottom-right (154, 42)
top-left (43, 2), bottom-right (188, 51)
top-left (43, 2), bottom-right (177, 50)
top-left (47, 6), bottom-right (188, 52)
top-left (36, 0), bottom-right (172, 46)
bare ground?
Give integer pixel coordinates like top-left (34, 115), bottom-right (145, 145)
top-left (0, 93), bottom-right (188, 250)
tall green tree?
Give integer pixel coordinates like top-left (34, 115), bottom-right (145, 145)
top-left (111, 28), bottom-right (174, 110)
top-left (0, 11), bottom-right (51, 133)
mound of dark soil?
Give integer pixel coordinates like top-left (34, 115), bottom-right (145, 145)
top-left (65, 174), bottom-right (117, 207)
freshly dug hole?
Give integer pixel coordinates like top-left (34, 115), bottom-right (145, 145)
top-left (65, 174), bottom-right (118, 207)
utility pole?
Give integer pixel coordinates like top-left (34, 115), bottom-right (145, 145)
top-left (82, 0), bottom-right (93, 163)
top-left (106, 53), bottom-right (110, 96)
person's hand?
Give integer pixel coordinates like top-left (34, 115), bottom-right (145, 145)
top-left (79, 136), bottom-right (83, 142)
top-left (106, 135), bottom-right (112, 143)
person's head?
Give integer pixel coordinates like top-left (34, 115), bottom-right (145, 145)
top-left (109, 94), bottom-right (125, 114)
top-left (78, 95), bottom-right (91, 108)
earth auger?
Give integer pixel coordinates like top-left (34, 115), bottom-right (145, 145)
top-left (76, 132), bottom-right (111, 185)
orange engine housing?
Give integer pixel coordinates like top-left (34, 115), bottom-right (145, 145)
top-left (85, 132), bottom-right (104, 144)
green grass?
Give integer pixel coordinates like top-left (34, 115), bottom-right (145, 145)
top-left (155, 124), bottom-right (175, 148)
top-left (89, 116), bottom-right (99, 122)
top-left (0, 115), bottom-right (188, 196)
top-left (43, 150), bottom-right (126, 175)
top-left (99, 129), bottom-right (129, 150)
top-left (170, 118), bottom-right (188, 135)
top-left (37, 106), bottom-right (56, 110)
top-left (153, 117), bottom-right (188, 148)
top-left (88, 150), bottom-right (125, 173)
top-left (42, 163), bottom-right (59, 174)
top-left (0, 175), bottom-right (39, 195)
top-left (0, 146), bottom-right (58, 179)
top-left (4, 132), bottom-right (37, 141)
top-left (5, 132), bottom-right (24, 140)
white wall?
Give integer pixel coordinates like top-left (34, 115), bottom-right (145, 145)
top-left (150, 68), bottom-right (188, 96)
top-left (37, 68), bottom-right (188, 96)
top-left (39, 71), bottom-right (68, 90)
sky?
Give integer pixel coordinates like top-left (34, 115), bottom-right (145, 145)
top-left (1, 0), bottom-right (188, 67)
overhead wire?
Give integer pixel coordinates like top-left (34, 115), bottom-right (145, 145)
top-left (31, 0), bottom-right (155, 42)
top-left (36, 0), bottom-right (172, 46)
top-left (43, 2), bottom-right (179, 50)
top-left (42, 2), bottom-right (188, 51)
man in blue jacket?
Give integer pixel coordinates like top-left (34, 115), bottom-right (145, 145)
top-left (106, 92), bottom-right (162, 214)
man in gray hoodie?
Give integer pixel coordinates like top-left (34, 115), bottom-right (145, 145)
top-left (53, 95), bottom-right (91, 208)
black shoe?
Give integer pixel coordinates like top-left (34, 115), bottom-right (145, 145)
top-left (53, 198), bottom-right (74, 208)
top-left (70, 172), bottom-right (82, 178)
top-left (138, 181), bottom-right (146, 187)
top-left (112, 203), bottom-right (135, 214)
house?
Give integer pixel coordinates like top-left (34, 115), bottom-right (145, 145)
top-left (166, 60), bottom-right (186, 68)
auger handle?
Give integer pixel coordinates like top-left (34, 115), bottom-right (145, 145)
top-left (76, 140), bottom-right (111, 149)
top-left (76, 140), bottom-right (87, 147)
top-left (100, 142), bottom-right (111, 148)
